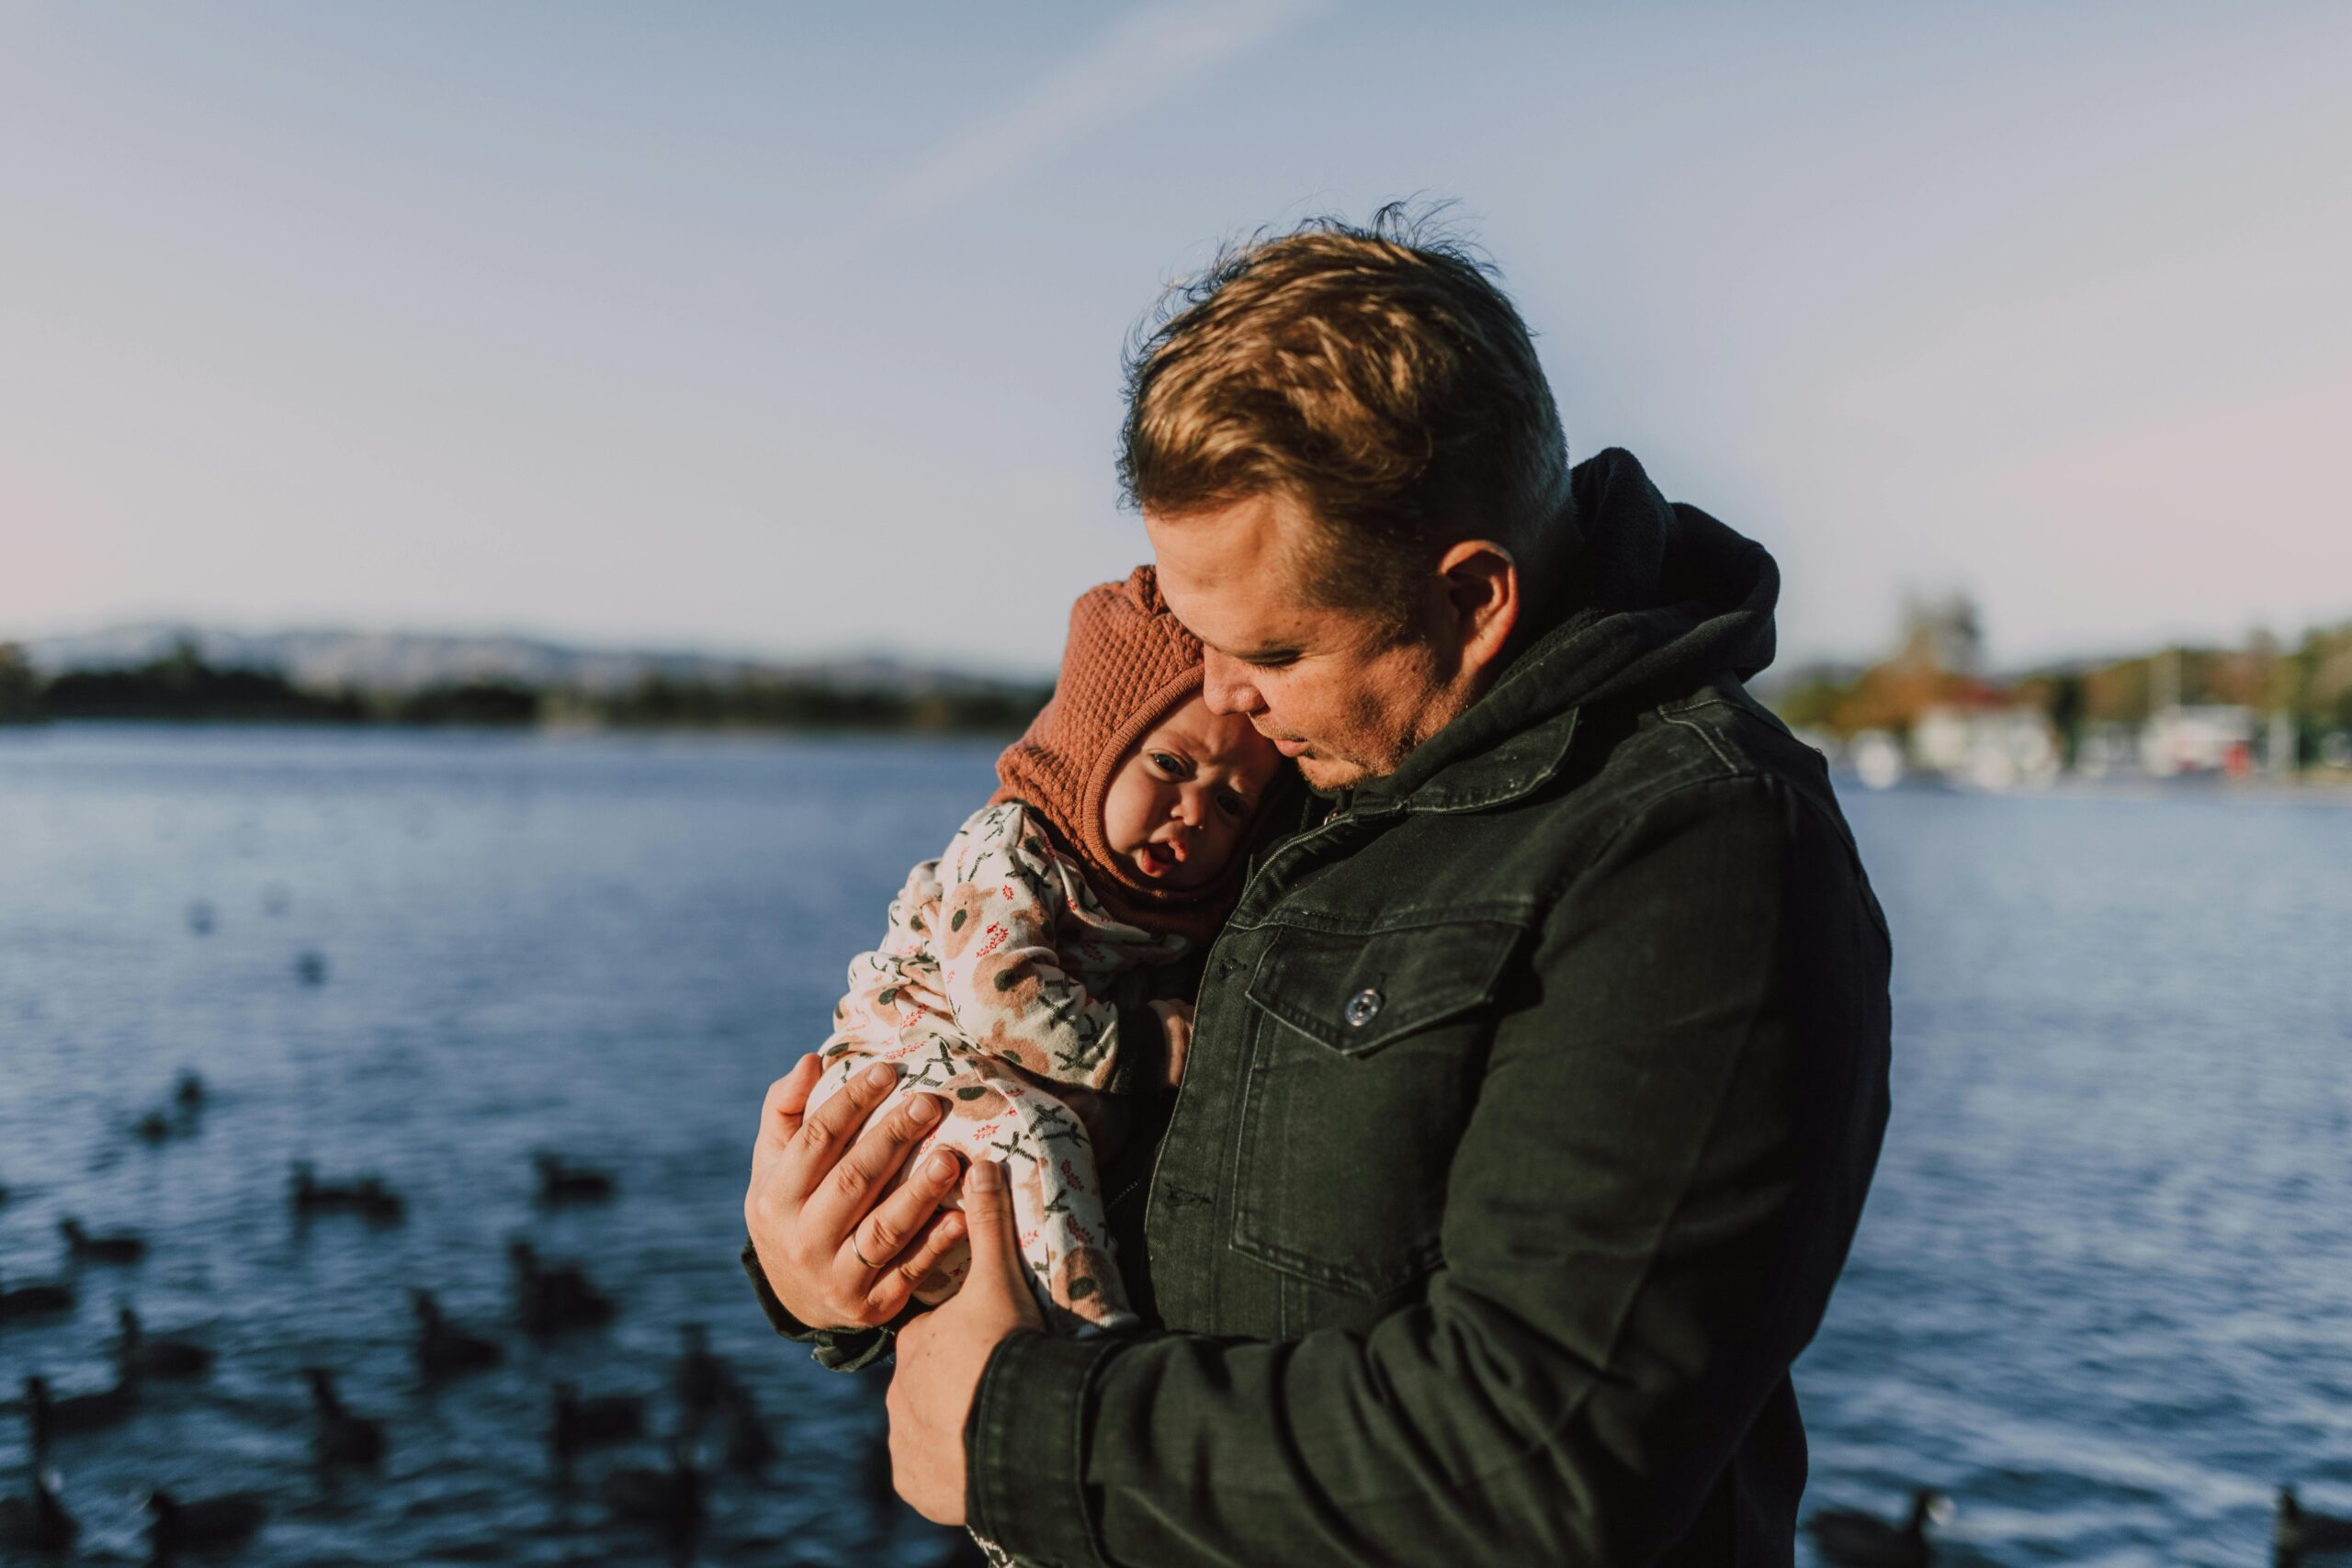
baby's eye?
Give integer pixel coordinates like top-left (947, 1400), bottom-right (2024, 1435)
top-left (1216, 792), bottom-right (1248, 819)
top-left (1149, 751), bottom-right (1184, 774)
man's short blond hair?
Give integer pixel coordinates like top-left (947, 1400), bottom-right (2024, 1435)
top-left (1119, 204), bottom-right (1572, 618)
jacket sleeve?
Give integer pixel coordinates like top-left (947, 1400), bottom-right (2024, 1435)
top-left (741, 1235), bottom-right (926, 1371)
top-left (964, 775), bottom-right (1893, 1566)
top-left (936, 807), bottom-right (1126, 1091)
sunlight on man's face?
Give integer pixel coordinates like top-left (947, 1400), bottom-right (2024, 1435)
top-left (1144, 493), bottom-right (1453, 792)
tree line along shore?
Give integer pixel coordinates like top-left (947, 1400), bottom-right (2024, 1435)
top-left (0, 641), bottom-right (1052, 735)
top-left (9, 612), bottom-right (2352, 773)
top-left (1762, 597), bottom-right (2352, 785)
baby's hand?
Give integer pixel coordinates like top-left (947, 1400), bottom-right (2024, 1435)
top-left (1150, 999), bottom-right (1195, 1090)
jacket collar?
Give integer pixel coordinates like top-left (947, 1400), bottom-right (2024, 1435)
top-left (1340, 447), bottom-right (1778, 819)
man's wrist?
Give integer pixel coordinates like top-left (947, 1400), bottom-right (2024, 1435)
top-left (739, 1235), bottom-right (901, 1371)
top-left (964, 1326), bottom-right (1133, 1567)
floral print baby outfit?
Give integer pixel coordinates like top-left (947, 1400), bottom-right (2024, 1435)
top-left (806, 799), bottom-right (1187, 1331)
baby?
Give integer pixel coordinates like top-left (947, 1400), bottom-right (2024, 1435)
top-left (803, 566), bottom-right (1286, 1333)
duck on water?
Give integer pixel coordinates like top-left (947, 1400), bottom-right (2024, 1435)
top-left (148, 1489), bottom-right (266, 1559)
top-left (2278, 1487), bottom-right (2352, 1563)
top-left (1804, 1487), bottom-right (1951, 1567)
top-left (60, 1217), bottom-right (150, 1264)
top-left (117, 1306), bottom-right (214, 1380)
top-left (0, 1468), bottom-right (75, 1556)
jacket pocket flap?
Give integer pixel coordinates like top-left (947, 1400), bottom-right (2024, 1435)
top-left (1246, 919), bottom-right (1524, 1054)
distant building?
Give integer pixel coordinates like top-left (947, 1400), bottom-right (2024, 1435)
top-left (2140, 705), bottom-right (2256, 777)
top-left (1909, 703), bottom-right (2059, 791)
top-left (2075, 723), bottom-right (2144, 779)
top-left (1849, 729), bottom-right (1906, 791)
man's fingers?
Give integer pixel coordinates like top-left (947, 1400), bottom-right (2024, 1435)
top-left (849, 1142), bottom-right (965, 1269)
top-left (958, 1159), bottom-right (1024, 1290)
top-left (866, 1207), bottom-right (969, 1317)
top-left (801, 1084), bottom-right (947, 1242)
top-left (753, 1055), bottom-right (823, 1173)
top-left (774, 1060), bottom-right (899, 1205)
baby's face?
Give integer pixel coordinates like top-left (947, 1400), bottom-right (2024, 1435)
top-left (1101, 693), bottom-right (1283, 890)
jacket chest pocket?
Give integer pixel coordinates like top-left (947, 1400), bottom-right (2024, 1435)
top-left (1229, 918), bottom-right (1523, 1298)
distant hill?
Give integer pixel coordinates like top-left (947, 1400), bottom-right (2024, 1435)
top-left (18, 623), bottom-right (1047, 698)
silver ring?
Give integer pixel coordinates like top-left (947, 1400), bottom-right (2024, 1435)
top-left (850, 1233), bottom-right (879, 1271)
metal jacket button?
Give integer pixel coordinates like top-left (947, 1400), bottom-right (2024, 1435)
top-left (1344, 987), bottom-right (1384, 1028)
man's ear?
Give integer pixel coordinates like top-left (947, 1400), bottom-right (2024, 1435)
top-left (1434, 539), bottom-right (1520, 678)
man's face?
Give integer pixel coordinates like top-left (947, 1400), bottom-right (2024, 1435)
top-left (1145, 493), bottom-right (1467, 792)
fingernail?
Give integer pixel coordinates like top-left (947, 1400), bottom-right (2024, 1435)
top-left (909, 1095), bottom-right (941, 1124)
top-left (865, 1062), bottom-right (897, 1089)
top-left (929, 1152), bottom-right (959, 1181)
top-left (971, 1158), bottom-right (1001, 1193)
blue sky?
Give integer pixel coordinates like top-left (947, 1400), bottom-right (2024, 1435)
top-left (5, 2), bottom-right (2346, 675)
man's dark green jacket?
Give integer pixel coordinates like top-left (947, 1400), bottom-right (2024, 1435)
top-left (745, 449), bottom-right (1894, 1565)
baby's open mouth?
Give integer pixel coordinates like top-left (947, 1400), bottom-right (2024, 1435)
top-left (1136, 841), bottom-right (1181, 877)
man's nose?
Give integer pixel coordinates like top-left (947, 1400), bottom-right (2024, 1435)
top-left (1201, 650), bottom-right (1261, 716)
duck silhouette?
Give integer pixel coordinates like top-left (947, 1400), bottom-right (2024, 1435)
top-left (289, 1161), bottom-right (405, 1223)
top-left (2278, 1487), bottom-right (2352, 1562)
top-left (294, 950), bottom-right (329, 986)
top-left (134, 1110), bottom-right (176, 1145)
top-left (719, 1383), bottom-right (776, 1476)
top-left (147, 1488), bottom-right (266, 1559)
top-left (0, 1267), bottom-right (75, 1322)
top-left (675, 1323), bottom-right (736, 1425)
top-left (549, 1381), bottom-right (644, 1464)
top-left (59, 1218), bottom-right (149, 1265)
top-left (412, 1290), bottom-right (503, 1380)
top-left (117, 1307), bottom-right (214, 1381)
top-left (25, 1373), bottom-right (137, 1453)
top-left (304, 1367), bottom-right (386, 1466)
top-left (604, 1440), bottom-right (703, 1538)
top-left (173, 1071), bottom-right (206, 1111)
top-left (0, 1467), bottom-right (76, 1555)
top-left (1804, 1488), bottom-right (1950, 1567)
top-left (508, 1239), bottom-right (615, 1336)
top-left (534, 1152), bottom-right (616, 1205)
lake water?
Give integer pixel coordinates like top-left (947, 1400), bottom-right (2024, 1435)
top-left (2, 727), bottom-right (2347, 1567)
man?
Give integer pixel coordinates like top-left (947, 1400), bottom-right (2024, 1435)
top-left (743, 210), bottom-right (1893, 1565)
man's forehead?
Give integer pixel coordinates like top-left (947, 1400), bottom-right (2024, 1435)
top-left (1145, 495), bottom-right (1317, 649)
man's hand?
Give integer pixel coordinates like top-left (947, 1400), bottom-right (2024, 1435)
top-left (887, 1157), bottom-right (1045, 1524)
top-left (744, 1055), bottom-right (970, 1332)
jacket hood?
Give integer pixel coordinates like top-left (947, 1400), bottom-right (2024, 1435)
top-left (1352, 446), bottom-right (1779, 813)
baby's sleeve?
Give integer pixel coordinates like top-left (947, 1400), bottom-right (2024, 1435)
top-left (933, 806), bottom-right (1123, 1091)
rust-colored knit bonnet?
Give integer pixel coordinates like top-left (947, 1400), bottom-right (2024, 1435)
top-left (991, 566), bottom-right (1252, 947)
